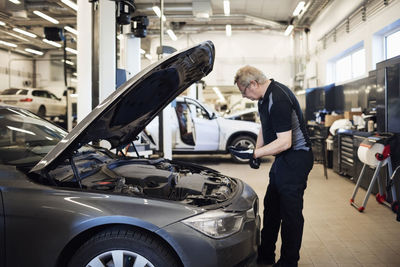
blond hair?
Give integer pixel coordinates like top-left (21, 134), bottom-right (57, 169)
top-left (234, 65), bottom-right (267, 87)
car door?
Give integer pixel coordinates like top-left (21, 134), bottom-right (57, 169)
top-left (49, 92), bottom-right (65, 116)
top-left (185, 98), bottom-right (219, 151)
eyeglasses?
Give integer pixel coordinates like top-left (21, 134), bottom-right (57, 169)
top-left (240, 82), bottom-right (252, 96)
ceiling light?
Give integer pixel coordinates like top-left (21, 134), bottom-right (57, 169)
top-left (223, 1), bottom-right (230, 16)
top-left (13, 28), bottom-right (37, 38)
top-left (152, 6), bottom-right (166, 21)
top-left (0, 40), bottom-right (17, 47)
top-left (145, 54), bottom-right (152, 60)
top-left (33, 10), bottom-right (59, 24)
top-left (61, 0), bottom-right (78, 11)
top-left (117, 34), bottom-right (123, 41)
top-left (284, 25), bottom-right (294, 36)
top-left (1, 30), bottom-right (29, 41)
top-left (226, 24), bottom-right (232, 37)
top-left (61, 59), bottom-right (74, 65)
top-left (9, 0), bottom-right (21, 4)
top-left (152, 6), bottom-right (161, 17)
top-left (25, 48), bottom-right (43, 55)
top-left (212, 87), bottom-right (226, 102)
top-left (140, 48), bottom-right (145, 54)
top-left (65, 47), bottom-right (77, 54)
top-left (64, 26), bottom-right (78, 35)
top-left (293, 1), bottom-right (305, 16)
top-left (0, 21), bottom-right (5, 26)
top-left (167, 29), bottom-right (177, 41)
top-left (72, 72), bottom-right (77, 76)
top-left (43, 38), bottom-right (62, 48)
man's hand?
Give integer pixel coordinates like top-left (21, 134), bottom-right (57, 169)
top-left (228, 146), bottom-right (254, 160)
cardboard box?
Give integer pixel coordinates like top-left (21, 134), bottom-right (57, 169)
top-left (324, 114), bottom-right (344, 126)
top-left (344, 111), bottom-right (363, 120)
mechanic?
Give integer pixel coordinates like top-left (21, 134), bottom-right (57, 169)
top-left (231, 65), bottom-right (313, 267)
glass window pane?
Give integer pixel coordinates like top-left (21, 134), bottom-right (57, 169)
top-left (386, 30), bottom-right (400, 59)
top-left (336, 55), bottom-right (351, 82)
top-left (352, 48), bottom-right (365, 78)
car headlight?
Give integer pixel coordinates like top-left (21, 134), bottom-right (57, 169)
top-left (182, 210), bottom-right (245, 239)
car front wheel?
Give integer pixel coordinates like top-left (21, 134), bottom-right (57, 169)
top-left (68, 227), bottom-right (181, 267)
top-left (230, 135), bottom-right (256, 163)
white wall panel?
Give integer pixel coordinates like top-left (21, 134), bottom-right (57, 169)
top-left (148, 30), bottom-right (294, 87)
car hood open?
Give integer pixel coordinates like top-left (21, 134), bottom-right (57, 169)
top-left (32, 41), bottom-right (215, 172)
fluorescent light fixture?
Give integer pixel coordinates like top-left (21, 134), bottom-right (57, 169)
top-left (284, 25), bottom-right (294, 36)
top-left (61, 59), bottom-right (74, 65)
top-left (224, 1), bottom-right (230, 16)
top-left (24, 48), bottom-right (43, 55)
top-left (64, 26), bottom-right (78, 35)
top-left (72, 72), bottom-right (77, 76)
top-left (226, 24), bottom-right (232, 37)
top-left (152, 6), bottom-right (161, 17)
top-left (140, 48), bottom-right (145, 54)
top-left (0, 21), bottom-right (5, 26)
top-left (1, 30), bottom-right (29, 41)
top-left (293, 1), bottom-right (305, 16)
top-left (0, 40), bottom-right (17, 47)
top-left (212, 87), bottom-right (226, 102)
top-left (145, 54), bottom-right (152, 60)
top-left (33, 10), bottom-right (59, 24)
top-left (152, 6), bottom-right (166, 21)
top-left (167, 29), bottom-right (177, 41)
top-left (61, 0), bottom-right (78, 11)
top-left (43, 38), bottom-right (62, 48)
top-left (13, 28), bottom-right (37, 38)
top-left (9, 0), bottom-right (21, 4)
top-left (65, 47), bottom-right (77, 54)
top-left (117, 34), bottom-right (123, 41)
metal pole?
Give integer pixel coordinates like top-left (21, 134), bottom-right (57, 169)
top-left (158, 0), bottom-right (164, 156)
top-left (63, 37), bottom-right (67, 87)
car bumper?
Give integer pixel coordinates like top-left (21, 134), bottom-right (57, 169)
top-left (159, 213), bottom-right (260, 267)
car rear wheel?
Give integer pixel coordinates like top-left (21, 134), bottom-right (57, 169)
top-left (230, 135), bottom-right (256, 163)
top-left (68, 227), bottom-right (180, 267)
top-left (37, 106), bottom-right (46, 117)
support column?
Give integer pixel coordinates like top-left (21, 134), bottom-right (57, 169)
top-left (119, 26), bottom-right (141, 78)
top-left (77, 0), bottom-right (92, 122)
top-left (98, 0), bottom-right (116, 103)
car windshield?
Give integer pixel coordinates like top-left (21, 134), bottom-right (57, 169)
top-left (0, 107), bottom-right (67, 166)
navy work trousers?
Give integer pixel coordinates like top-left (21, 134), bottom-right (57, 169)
top-left (258, 149), bottom-right (314, 267)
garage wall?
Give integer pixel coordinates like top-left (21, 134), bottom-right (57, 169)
top-left (307, 0), bottom-right (400, 86)
top-left (0, 49), bottom-right (33, 90)
top-left (145, 30), bottom-right (294, 88)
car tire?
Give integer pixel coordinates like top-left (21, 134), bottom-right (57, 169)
top-left (37, 106), bottom-right (46, 117)
top-left (68, 227), bottom-right (181, 267)
top-left (230, 135), bottom-right (256, 163)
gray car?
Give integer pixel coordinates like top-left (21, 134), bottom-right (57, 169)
top-left (0, 41), bottom-right (260, 267)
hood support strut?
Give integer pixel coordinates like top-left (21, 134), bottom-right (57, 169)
top-left (69, 157), bottom-right (82, 189)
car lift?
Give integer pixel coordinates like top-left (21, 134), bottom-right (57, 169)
top-left (350, 134), bottom-right (399, 216)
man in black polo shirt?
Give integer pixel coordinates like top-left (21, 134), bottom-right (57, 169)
top-left (232, 66), bottom-right (314, 267)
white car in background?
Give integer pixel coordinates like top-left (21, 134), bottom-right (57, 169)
top-left (0, 88), bottom-right (66, 118)
top-left (145, 97), bottom-right (261, 163)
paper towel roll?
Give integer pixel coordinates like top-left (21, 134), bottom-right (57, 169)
top-left (357, 143), bottom-right (388, 167)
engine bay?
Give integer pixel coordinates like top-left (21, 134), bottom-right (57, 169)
top-left (47, 151), bottom-right (238, 207)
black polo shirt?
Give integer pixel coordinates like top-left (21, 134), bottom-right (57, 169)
top-left (258, 79), bottom-right (311, 155)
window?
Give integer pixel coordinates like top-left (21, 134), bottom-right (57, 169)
top-left (332, 47), bottom-right (365, 83)
top-left (386, 29), bottom-right (400, 59)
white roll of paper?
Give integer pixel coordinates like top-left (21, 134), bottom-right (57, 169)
top-left (357, 142), bottom-right (387, 167)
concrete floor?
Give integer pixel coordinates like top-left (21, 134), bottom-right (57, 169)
top-left (173, 154), bottom-right (400, 267)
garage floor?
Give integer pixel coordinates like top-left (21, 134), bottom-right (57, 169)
top-left (173, 155), bottom-right (400, 267)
